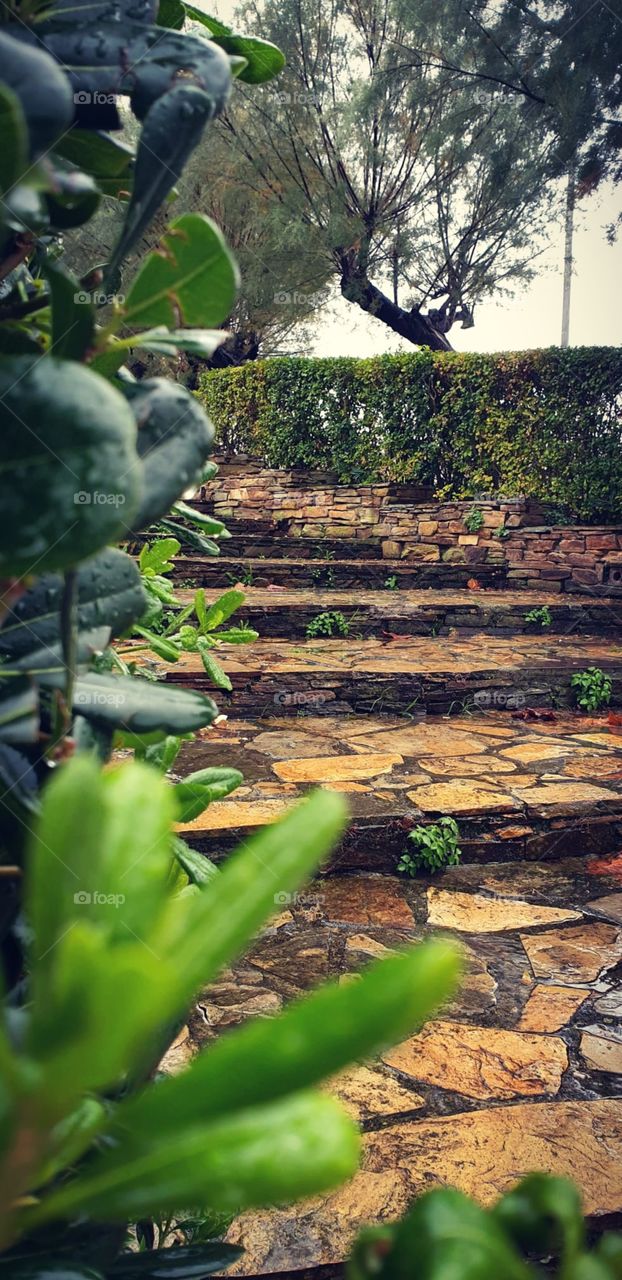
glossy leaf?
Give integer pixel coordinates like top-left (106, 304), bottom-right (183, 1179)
top-left (196, 643), bottom-right (232, 691)
top-left (382, 1187), bottom-right (533, 1280)
top-left (171, 501), bottom-right (228, 537)
top-left (116, 942), bottom-right (459, 1135)
top-left (42, 259), bottom-right (94, 361)
top-left (0, 31), bottom-right (73, 158)
top-left (54, 130), bottom-right (134, 199)
top-left (31, 1091), bottom-right (360, 1224)
top-left (200, 590), bottom-right (245, 632)
top-left (71, 674), bottom-right (218, 735)
top-left (0, 358), bottom-right (141, 578)
top-left (0, 83), bottom-right (28, 200)
top-left (0, 677), bottom-right (38, 744)
top-left (123, 378), bottom-right (214, 533)
top-left (122, 213), bottom-right (239, 329)
top-left (171, 837), bottom-right (218, 886)
top-left (156, 0), bottom-right (186, 28)
top-left (173, 766), bottom-right (242, 822)
top-left (184, 6), bottom-right (285, 84)
top-left (0, 549), bottom-right (146, 668)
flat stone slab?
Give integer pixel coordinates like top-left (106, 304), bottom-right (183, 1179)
top-left (382, 1019), bottom-right (568, 1099)
top-left (174, 712), bottom-right (622, 857)
top-left (224, 1101), bottom-right (622, 1272)
top-left (176, 856), bottom-right (622, 1273)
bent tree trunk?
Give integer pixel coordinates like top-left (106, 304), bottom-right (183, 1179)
top-left (339, 257), bottom-right (452, 352)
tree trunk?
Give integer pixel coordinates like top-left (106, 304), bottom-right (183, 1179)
top-left (339, 256), bottom-right (453, 352)
top-left (560, 163), bottom-right (576, 348)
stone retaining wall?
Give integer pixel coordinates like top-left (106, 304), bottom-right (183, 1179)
top-left (200, 457), bottom-right (622, 595)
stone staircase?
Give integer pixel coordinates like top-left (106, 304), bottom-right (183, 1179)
top-left (156, 477), bottom-right (622, 1274)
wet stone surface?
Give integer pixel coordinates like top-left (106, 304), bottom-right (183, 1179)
top-left (180, 859), bottom-right (622, 1271)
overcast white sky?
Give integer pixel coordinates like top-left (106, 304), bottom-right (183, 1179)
top-left (209, 0), bottom-right (622, 356)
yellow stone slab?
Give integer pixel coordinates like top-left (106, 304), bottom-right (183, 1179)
top-left (382, 1019), bottom-right (568, 1100)
top-left (512, 782), bottom-right (617, 808)
top-left (273, 753), bottom-right (403, 782)
top-left (427, 888), bottom-right (582, 933)
top-left (581, 1029), bottom-right (622, 1073)
top-left (518, 984), bottom-right (591, 1032)
top-left (575, 733), bottom-right (622, 750)
top-left (520, 922), bottom-right (622, 983)
top-left (421, 756), bottom-right (517, 776)
top-left (502, 743), bottom-right (581, 763)
top-left (409, 781), bottom-right (518, 815)
top-left (326, 1065), bottom-right (424, 1120)
top-left (176, 798), bottom-right (292, 832)
top-left (349, 725), bottom-right (491, 757)
top-left (224, 1101), bottom-right (622, 1272)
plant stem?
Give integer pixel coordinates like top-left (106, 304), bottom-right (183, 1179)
top-left (60, 568), bottom-right (78, 726)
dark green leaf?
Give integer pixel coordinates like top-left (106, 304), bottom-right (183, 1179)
top-left (0, 358), bottom-right (142, 578)
top-left (122, 213), bottom-right (239, 329)
top-left (133, 627), bottom-right (181, 662)
top-left (171, 837), bottom-right (218, 885)
top-left (0, 549), bottom-right (146, 668)
top-left (42, 259), bottom-right (94, 361)
top-left (0, 31), bottom-right (73, 158)
top-left (108, 1243), bottom-right (243, 1277)
top-left (383, 1187), bottom-right (532, 1280)
top-left (134, 327), bottom-right (227, 359)
top-left (0, 83), bottom-right (28, 199)
top-left (54, 130), bottom-right (134, 199)
top-left (123, 378), bottom-right (214, 533)
top-left (0, 677), bottom-right (38, 744)
top-left (196, 643), bottom-right (232, 691)
top-left (159, 520), bottom-right (220, 555)
top-left (44, 157), bottom-right (100, 229)
top-left (184, 7), bottom-right (285, 83)
top-left (0, 742), bottom-right (39, 819)
top-left (156, 0), bottom-right (186, 29)
top-left (71, 673), bottom-right (218, 734)
top-left (173, 766), bottom-right (242, 821)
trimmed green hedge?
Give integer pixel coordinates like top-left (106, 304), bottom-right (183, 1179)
top-left (197, 348), bottom-right (622, 522)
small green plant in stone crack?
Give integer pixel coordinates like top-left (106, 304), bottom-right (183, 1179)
top-left (347, 1172), bottom-right (622, 1280)
top-left (524, 604), bottom-right (553, 629)
top-left (493, 523), bottom-right (510, 539)
top-left (306, 610), bottom-right (351, 638)
top-left (0, 760), bottom-right (460, 1266)
top-left (397, 818), bottom-right (462, 876)
top-left (311, 564), bottom-right (336, 588)
top-left (384, 575), bottom-right (399, 590)
top-left (463, 507), bottom-right (484, 534)
top-left (571, 666), bottom-right (613, 712)
top-left (129, 539), bottom-right (258, 691)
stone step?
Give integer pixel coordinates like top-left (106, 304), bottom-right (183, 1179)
top-left (185, 856), bottom-right (622, 1271)
top-left (178, 586), bottom-right (622, 638)
top-left (149, 632), bottom-right (622, 717)
top-left (173, 711), bottom-right (622, 867)
top-left (172, 555), bottom-right (508, 590)
top-left (215, 533), bottom-right (384, 560)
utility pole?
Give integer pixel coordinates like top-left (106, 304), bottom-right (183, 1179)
top-left (561, 164), bottom-right (576, 348)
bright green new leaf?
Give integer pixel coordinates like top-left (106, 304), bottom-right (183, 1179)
top-left (197, 643), bottom-right (232, 691)
top-left (122, 214), bottom-right (239, 329)
top-left (173, 767), bottom-right (242, 822)
top-left (115, 941), bottom-right (459, 1137)
top-left (139, 538), bottom-right (181, 576)
top-left (201, 590), bottom-right (245, 632)
top-left (29, 1091), bottom-right (360, 1225)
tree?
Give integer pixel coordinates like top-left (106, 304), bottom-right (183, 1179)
top-left (221, 0), bottom-right (562, 350)
top-left (62, 107), bottom-right (332, 375)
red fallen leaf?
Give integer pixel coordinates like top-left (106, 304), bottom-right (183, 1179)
top-left (467, 578), bottom-right (481, 590)
top-left (608, 712), bottom-right (622, 727)
top-left (586, 853), bottom-right (622, 880)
